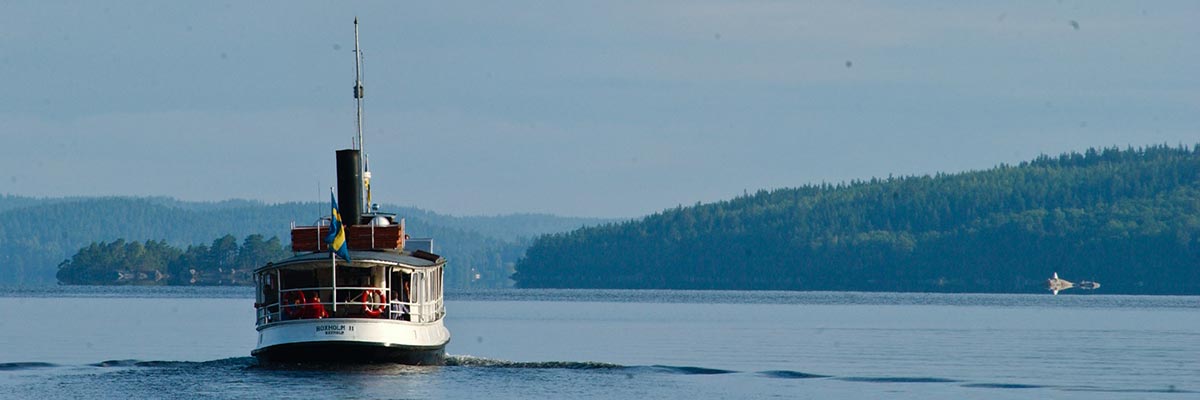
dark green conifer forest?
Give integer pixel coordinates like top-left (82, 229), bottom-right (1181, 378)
top-left (513, 145), bottom-right (1200, 294)
top-left (0, 197), bottom-right (608, 288)
top-left (55, 235), bottom-right (289, 285)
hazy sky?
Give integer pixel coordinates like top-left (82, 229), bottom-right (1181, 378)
top-left (2, 1), bottom-right (1197, 218)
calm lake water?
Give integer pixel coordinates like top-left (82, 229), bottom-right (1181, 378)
top-left (1, 286), bottom-right (1197, 399)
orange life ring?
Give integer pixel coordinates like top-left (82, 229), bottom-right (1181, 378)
top-left (362, 289), bottom-right (387, 317)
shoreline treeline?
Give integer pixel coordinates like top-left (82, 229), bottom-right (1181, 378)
top-left (513, 145), bottom-right (1200, 295)
top-left (56, 234), bottom-right (289, 285)
top-left (1, 196), bottom-right (608, 289)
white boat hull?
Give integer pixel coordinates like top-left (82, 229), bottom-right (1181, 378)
top-left (253, 318), bottom-right (450, 364)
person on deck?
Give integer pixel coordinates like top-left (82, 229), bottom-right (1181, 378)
top-left (396, 280), bottom-right (410, 321)
top-left (283, 291), bottom-right (305, 320)
top-left (308, 292), bottom-right (329, 319)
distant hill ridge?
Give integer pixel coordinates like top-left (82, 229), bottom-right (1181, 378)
top-left (0, 196), bottom-right (613, 288)
top-left (513, 144), bottom-right (1200, 295)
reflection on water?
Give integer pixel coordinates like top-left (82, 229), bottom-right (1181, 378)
top-left (1, 287), bottom-right (1197, 399)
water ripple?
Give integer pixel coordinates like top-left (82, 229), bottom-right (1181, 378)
top-left (81, 354), bottom-right (1190, 397)
top-left (0, 362), bottom-right (57, 371)
top-left (758, 370), bottom-right (831, 379)
top-left (646, 365), bottom-right (738, 375)
top-left (961, 383), bottom-right (1044, 389)
top-left (838, 376), bottom-right (960, 383)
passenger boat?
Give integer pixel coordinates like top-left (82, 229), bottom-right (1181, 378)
top-left (251, 19), bottom-right (450, 365)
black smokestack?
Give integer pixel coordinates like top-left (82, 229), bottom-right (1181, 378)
top-left (336, 149), bottom-right (363, 225)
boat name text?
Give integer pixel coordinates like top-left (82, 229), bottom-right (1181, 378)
top-left (315, 324), bottom-right (353, 335)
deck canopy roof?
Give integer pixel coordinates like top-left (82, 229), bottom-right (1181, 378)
top-left (255, 250), bottom-right (444, 273)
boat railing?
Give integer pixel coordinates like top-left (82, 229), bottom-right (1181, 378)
top-left (256, 287), bottom-right (444, 325)
top-left (388, 295), bottom-right (444, 323)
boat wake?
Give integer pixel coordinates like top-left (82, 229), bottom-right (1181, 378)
top-left (91, 357), bottom-right (256, 369)
top-left (445, 355), bottom-right (737, 376)
top-left (444, 355), bottom-right (622, 370)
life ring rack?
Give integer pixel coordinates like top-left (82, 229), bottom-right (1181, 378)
top-left (362, 289), bottom-right (387, 318)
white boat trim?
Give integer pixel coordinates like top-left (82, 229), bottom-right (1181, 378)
top-left (256, 318), bottom-right (450, 350)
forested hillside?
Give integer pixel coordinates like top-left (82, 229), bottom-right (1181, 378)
top-left (55, 235), bottom-right (290, 286)
top-left (514, 145), bottom-right (1200, 294)
top-left (0, 197), bottom-right (609, 288)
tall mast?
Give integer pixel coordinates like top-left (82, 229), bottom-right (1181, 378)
top-left (353, 17), bottom-right (364, 151)
top-left (353, 17), bottom-right (368, 213)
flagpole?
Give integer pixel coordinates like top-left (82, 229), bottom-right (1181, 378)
top-left (332, 248), bottom-right (337, 314)
top-left (331, 186), bottom-right (338, 314)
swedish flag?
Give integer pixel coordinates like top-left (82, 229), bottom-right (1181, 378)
top-left (325, 192), bottom-right (351, 262)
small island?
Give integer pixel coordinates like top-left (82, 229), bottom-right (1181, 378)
top-left (56, 234), bottom-right (289, 286)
